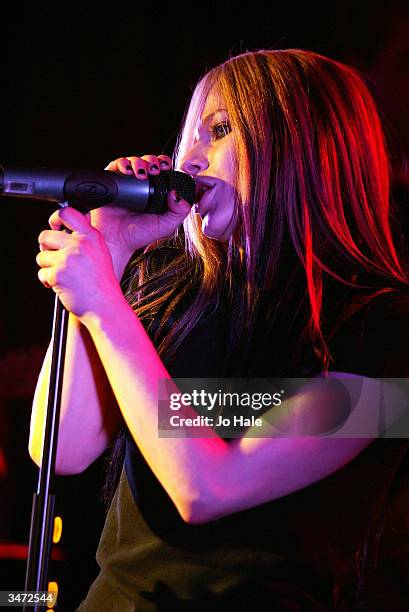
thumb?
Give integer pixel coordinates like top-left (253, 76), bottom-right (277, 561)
top-left (165, 189), bottom-right (193, 218)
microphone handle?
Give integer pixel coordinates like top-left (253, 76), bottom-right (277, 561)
top-left (0, 167), bottom-right (151, 212)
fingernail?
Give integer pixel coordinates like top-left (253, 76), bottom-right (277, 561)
top-left (138, 168), bottom-right (147, 175)
top-left (160, 161), bottom-right (169, 168)
top-left (151, 164), bottom-right (159, 171)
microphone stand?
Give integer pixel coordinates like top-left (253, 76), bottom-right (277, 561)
top-left (5, 170), bottom-right (193, 610)
top-left (23, 227), bottom-right (70, 611)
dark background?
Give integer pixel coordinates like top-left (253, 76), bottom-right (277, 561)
top-left (1, 2), bottom-right (408, 610)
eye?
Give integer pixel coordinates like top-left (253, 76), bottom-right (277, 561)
top-left (212, 121), bottom-right (231, 141)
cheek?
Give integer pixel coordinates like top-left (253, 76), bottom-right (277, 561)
top-left (224, 151), bottom-right (237, 187)
top-left (210, 143), bottom-right (236, 182)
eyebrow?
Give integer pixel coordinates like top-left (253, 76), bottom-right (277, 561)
top-left (200, 109), bottom-right (228, 126)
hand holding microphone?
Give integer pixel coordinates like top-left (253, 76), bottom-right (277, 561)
top-left (6, 153), bottom-right (195, 273)
top-left (33, 154), bottom-right (194, 317)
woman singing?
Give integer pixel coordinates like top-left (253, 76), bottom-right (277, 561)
top-left (30, 49), bottom-right (409, 610)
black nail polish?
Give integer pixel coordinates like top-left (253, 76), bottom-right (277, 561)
top-left (126, 164), bottom-right (132, 171)
top-left (138, 168), bottom-right (147, 175)
top-left (151, 164), bottom-right (159, 171)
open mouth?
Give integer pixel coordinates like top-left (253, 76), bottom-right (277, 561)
top-left (194, 185), bottom-right (208, 204)
top-left (194, 180), bottom-right (214, 204)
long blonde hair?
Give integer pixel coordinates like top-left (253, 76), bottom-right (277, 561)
top-left (105, 55), bottom-right (409, 605)
top-left (123, 48), bottom-right (408, 374)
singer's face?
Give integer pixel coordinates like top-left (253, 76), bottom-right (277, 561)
top-left (180, 90), bottom-right (238, 241)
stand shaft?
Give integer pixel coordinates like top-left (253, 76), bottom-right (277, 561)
top-left (24, 295), bottom-right (69, 611)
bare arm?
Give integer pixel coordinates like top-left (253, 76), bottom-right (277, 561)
top-left (29, 153), bottom-right (189, 476)
top-left (29, 313), bottom-right (124, 474)
top-left (33, 200), bottom-right (405, 524)
top-left (81, 294), bottom-right (405, 524)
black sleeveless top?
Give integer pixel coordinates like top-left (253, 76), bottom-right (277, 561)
top-left (77, 288), bottom-right (409, 611)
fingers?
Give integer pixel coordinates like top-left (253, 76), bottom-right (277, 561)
top-left (36, 229), bottom-right (69, 288)
top-left (104, 154), bottom-right (173, 180)
top-left (38, 229), bottom-right (71, 251)
top-left (166, 190), bottom-right (192, 217)
top-left (157, 154), bottom-right (173, 169)
top-left (48, 207), bottom-right (94, 233)
top-left (140, 155), bottom-right (169, 175)
top-left (36, 249), bottom-right (57, 268)
top-left (104, 160), bottom-right (119, 171)
top-left (37, 267), bottom-right (53, 289)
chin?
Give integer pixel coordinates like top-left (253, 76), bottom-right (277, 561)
top-left (202, 218), bottom-right (236, 242)
top-left (202, 219), bottom-right (227, 240)
top-left (202, 228), bottom-right (224, 241)
top-left (203, 229), bottom-right (233, 243)
top-left (200, 207), bottom-right (237, 241)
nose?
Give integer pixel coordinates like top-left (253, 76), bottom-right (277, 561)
top-left (180, 143), bottom-right (209, 176)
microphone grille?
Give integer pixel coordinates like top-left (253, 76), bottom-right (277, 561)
top-left (148, 170), bottom-right (195, 213)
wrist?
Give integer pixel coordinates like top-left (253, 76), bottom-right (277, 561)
top-left (79, 286), bottom-right (132, 333)
top-left (109, 247), bottom-right (134, 280)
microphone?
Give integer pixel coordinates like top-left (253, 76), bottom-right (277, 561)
top-left (0, 166), bottom-right (196, 213)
